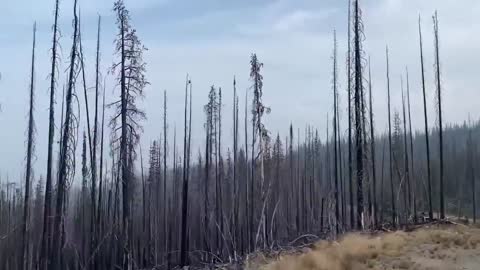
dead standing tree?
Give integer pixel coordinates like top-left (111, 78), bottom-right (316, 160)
top-left (51, 0), bottom-right (80, 268)
top-left (250, 53), bottom-right (270, 249)
top-left (203, 85), bottom-right (217, 260)
top-left (353, 0), bottom-right (365, 230)
top-left (406, 68), bottom-right (416, 222)
top-left (21, 22), bottom-right (36, 270)
top-left (418, 16), bottom-right (433, 220)
top-left (368, 59), bottom-right (377, 227)
top-left (433, 11), bottom-right (445, 220)
top-left (40, 0), bottom-right (60, 268)
top-left (232, 77), bottom-right (239, 257)
top-left (346, 0), bottom-right (354, 229)
top-left (90, 16), bottom-right (101, 270)
top-left (163, 90), bottom-right (168, 263)
top-left (180, 76), bottom-right (193, 267)
top-left (112, 0), bottom-right (148, 268)
top-left (386, 47), bottom-right (396, 227)
top-left (401, 77), bottom-right (410, 223)
top-left (332, 30), bottom-right (340, 235)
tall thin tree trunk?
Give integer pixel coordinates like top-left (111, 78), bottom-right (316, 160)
top-left (244, 90), bottom-right (249, 255)
top-left (180, 76), bottom-right (191, 267)
top-left (97, 78), bottom-right (106, 258)
top-left (90, 15), bottom-right (101, 270)
top-left (250, 94), bottom-right (256, 252)
top-left (347, 0), bottom-right (354, 230)
top-left (40, 1), bottom-right (60, 268)
top-left (204, 104), bottom-right (211, 259)
top-left (368, 60), bottom-right (377, 227)
top-left (353, 0), bottom-right (364, 230)
top-left (51, 2), bottom-right (79, 269)
top-left (468, 124), bottom-right (476, 223)
top-left (163, 90), bottom-right (168, 264)
top-left (289, 124), bottom-right (294, 235)
top-left (433, 11), bottom-right (445, 220)
top-left (172, 126), bottom-right (177, 263)
top-left (380, 139), bottom-right (386, 222)
top-left (332, 31), bottom-right (340, 235)
top-left (218, 88), bottom-right (224, 255)
top-left (119, 12), bottom-right (131, 270)
top-left (386, 47), bottom-right (396, 227)
top-left (406, 68), bottom-right (416, 222)
top-left (401, 78), bottom-right (410, 224)
top-left (232, 77), bottom-right (238, 257)
top-left (22, 22), bottom-right (36, 270)
top-left (418, 16), bottom-right (433, 220)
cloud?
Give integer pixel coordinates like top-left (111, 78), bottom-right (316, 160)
top-left (273, 9), bottom-right (334, 32)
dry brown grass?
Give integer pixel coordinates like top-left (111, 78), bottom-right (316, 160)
top-left (249, 225), bottom-right (480, 270)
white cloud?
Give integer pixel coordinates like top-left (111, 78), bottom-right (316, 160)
top-left (273, 9), bottom-right (333, 32)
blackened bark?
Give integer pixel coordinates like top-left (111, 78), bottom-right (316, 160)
top-left (433, 11), bottom-right (445, 220)
top-left (418, 16), bottom-right (433, 220)
top-left (347, 0), bottom-right (354, 230)
top-left (386, 47), bottom-right (396, 227)
top-left (368, 60), bottom-right (377, 227)
top-left (51, 1), bottom-right (79, 269)
top-left (40, 1), bottom-right (60, 268)
top-left (401, 78), bottom-right (411, 223)
top-left (332, 31), bottom-right (340, 235)
top-left (162, 90), bottom-right (168, 263)
top-left (21, 22), bottom-right (36, 270)
top-left (180, 76), bottom-right (191, 266)
top-left (353, 0), bottom-right (364, 230)
top-left (406, 69), bottom-right (416, 222)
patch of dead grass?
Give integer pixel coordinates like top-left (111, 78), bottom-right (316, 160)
top-left (253, 225), bottom-right (480, 270)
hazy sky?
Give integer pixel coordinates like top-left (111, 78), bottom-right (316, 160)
top-left (1, 0), bottom-right (479, 182)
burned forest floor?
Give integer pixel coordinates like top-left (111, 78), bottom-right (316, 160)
top-left (240, 221), bottom-right (480, 270)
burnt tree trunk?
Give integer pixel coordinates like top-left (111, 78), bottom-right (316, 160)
top-left (433, 11), bottom-right (445, 220)
top-left (368, 60), bottom-right (377, 227)
top-left (21, 22), bottom-right (36, 270)
top-left (418, 16), bottom-right (433, 220)
top-left (40, 1), bottom-right (60, 268)
top-left (386, 47), bottom-right (396, 227)
top-left (353, 0), bottom-right (364, 230)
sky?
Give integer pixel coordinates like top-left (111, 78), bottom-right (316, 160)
top-left (1, 0), bottom-right (479, 182)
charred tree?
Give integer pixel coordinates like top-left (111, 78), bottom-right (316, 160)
top-left (289, 124), bottom-right (294, 235)
top-left (418, 16), bottom-right (433, 220)
top-left (51, 1), bottom-right (79, 268)
top-left (353, 0), bottom-right (364, 230)
top-left (203, 85), bottom-right (217, 259)
top-left (332, 30), bottom-right (340, 235)
top-left (368, 59), bottom-right (377, 227)
top-left (40, 1), bottom-right (60, 268)
top-left (244, 90), bottom-right (249, 254)
top-left (433, 11), bottom-right (445, 220)
top-left (180, 76), bottom-right (192, 267)
top-left (467, 123), bottom-right (476, 223)
top-left (401, 78), bottom-right (411, 223)
top-left (112, 1), bottom-right (148, 267)
top-left (386, 47), bottom-right (396, 227)
top-left (347, 0), bottom-right (354, 229)
top-left (90, 15), bottom-right (101, 270)
top-left (406, 68), bottom-right (416, 222)
top-left (163, 90), bottom-right (168, 262)
top-left (232, 77), bottom-right (239, 257)
top-left (21, 22), bottom-right (36, 270)
top-left (250, 54), bottom-right (269, 249)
